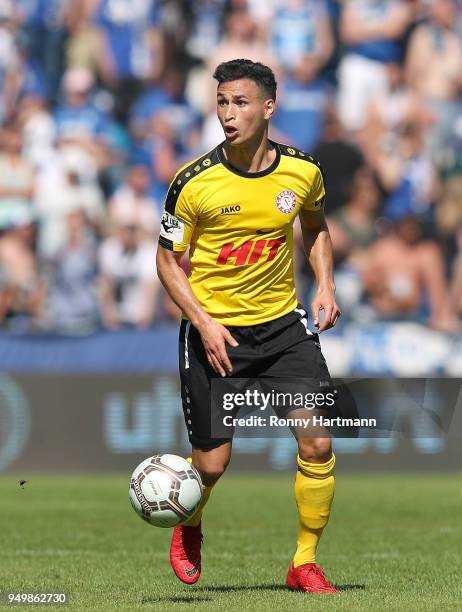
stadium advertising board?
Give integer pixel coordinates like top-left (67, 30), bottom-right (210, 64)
top-left (0, 374), bottom-right (460, 473)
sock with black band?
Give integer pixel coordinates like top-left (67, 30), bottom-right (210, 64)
top-left (293, 452), bottom-right (336, 567)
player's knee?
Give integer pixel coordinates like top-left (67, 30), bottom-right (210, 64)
top-left (194, 455), bottom-right (230, 486)
top-left (298, 436), bottom-right (332, 463)
top-left (198, 464), bottom-right (228, 486)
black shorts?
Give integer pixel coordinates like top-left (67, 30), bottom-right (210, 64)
top-left (178, 306), bottom-right (333, 449)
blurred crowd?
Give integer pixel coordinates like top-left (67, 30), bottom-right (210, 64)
top-left (0, 0), bottom-right (462, 333)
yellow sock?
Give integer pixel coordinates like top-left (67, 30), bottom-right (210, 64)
top-left (183, 457), bottom-right (214, 527)
top-left (293, 453), bottom-right (335, 567)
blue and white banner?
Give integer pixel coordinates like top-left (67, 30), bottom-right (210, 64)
top-left (0, 322), bottom-right (459, 376)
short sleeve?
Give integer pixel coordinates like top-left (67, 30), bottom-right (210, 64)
top-left (158, 178), bottom-right (197, 252)
top-left (301, 164), bottom-right (326, 212)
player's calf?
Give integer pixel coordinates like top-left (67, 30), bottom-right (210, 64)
top-left (191, 442), bottom-right (232, 486)
top-left (170, 444), bottom-right (231, 583)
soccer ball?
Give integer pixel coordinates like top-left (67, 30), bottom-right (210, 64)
top-left (129, 454), bottom-right (203, 528)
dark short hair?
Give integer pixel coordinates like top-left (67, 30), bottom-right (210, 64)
top-left (213, 59), bottom-right (277, 100)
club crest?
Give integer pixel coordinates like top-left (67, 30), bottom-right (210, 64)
top-left (276, 190), bottom-right (296, 214)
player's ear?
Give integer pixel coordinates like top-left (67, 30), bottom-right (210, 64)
top-left (263, 98), bottom-right (275, 120)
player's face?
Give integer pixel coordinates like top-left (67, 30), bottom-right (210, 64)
top-left (216, 79), bottom-right (274, 146)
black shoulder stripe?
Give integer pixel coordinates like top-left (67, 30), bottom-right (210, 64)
top-left (278, 143), bottom-right (326, 186)
top-left (158, 235), bottom-right (174, 250)
top-left (165, 147), bottom-right (221, 214)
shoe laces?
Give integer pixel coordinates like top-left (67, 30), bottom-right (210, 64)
top-left (298, 564), bottom-right (331, 588)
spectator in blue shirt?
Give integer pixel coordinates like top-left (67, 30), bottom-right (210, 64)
top-left (271, 0), bottom-right (334, 153)
top-left (94, 0), bottom-right (166, 120)
top-left (185, 0), bottom-right (227, 62)
top-left (49, 207), bottom-right (100, 334)
top-left (95, 0), bottom-right (164, 81)
top-left (132, 67), bottom-right (202, 200)
top-left (273, 70), bottom-right (329, 153)
top-left (17, 0), bottom-right (70, 102)
top-left (129, 86), bottom-right (172, 143)
top-left (271, 0), bottom-right (334, 74)
top-left (53, 67), bottom-right (109, 142)
top-left (337, 0), bottom-right (414, 132)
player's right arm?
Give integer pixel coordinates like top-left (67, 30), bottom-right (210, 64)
top-left (156, 247), bottom-right (238, 376)
top-left (156, 176), bottom-right (238, 376)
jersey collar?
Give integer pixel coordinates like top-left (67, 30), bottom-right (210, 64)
top-left (217, 140), bottom-right (281, 178)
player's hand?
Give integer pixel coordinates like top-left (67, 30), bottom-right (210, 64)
top-left (311, 289), bottom-right (341, 333)
top-left (197, 319), bottom-right (239, 377)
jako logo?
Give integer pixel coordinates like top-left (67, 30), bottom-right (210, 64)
top-left (217, 236), bottom-right (286, 266)
top-left (221, 205), bottom-right (241, 214)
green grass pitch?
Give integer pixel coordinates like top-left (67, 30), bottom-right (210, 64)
top-left (1, 472), bottom-right (461, 611)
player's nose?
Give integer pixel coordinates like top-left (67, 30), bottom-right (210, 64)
top-left (224, 104), bottom-right (236, 121)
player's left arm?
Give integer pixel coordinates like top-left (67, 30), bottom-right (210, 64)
top-left (299, 208), bottom-right (341, 332)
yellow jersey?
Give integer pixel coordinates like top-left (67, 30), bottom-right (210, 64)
top-left (159, 140), bottom-right (326, 326)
